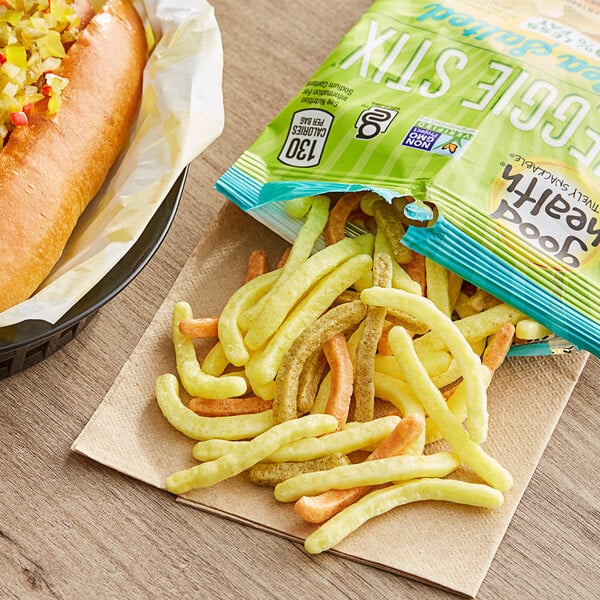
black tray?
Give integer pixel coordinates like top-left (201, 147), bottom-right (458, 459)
top-left (0, 166), bottom-right (188, 379)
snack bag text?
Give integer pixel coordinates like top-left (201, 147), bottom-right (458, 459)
top-left (216, 0), bottom-right (600, 357)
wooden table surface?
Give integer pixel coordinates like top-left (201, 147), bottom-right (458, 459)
top-left (1, 1), bottom-right (598, 598)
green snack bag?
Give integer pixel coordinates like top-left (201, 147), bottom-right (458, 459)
top-left (216, 0), bottom-right (599, 357)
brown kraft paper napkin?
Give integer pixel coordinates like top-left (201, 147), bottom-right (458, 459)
top-left (72, 201), bottom-right (589, 598)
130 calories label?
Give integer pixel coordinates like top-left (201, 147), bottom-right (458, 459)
top-left (278, 109), bottom-right (334, 168)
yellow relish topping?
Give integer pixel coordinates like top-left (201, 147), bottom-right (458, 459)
top-left (0, 0), bottom-right (82, 148)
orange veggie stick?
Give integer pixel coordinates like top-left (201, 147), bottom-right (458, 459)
top-left (482, 322), bottom-right (515, 372)
top-left (369, 414), bottom-right (425, 459)
top-left (245, 249), bottom-right (269, 282)
top-left (276, 246), bottom-right (292, 269)
top-left (404, 251), bottom-right (426, 295)
top-left (178, 316), bottom-right (220, 338)
top-left (322, 333), bottom-right (354, 429)
top-left (294, 414), bottom-right (425, 523)
top-left (324, 192), bottom-right (364, 245)
top-left (189, 396), bottom-right (272, 417)
top-left (442, 384), bottom-right (459, 400)
top-left (377, 323), bottom-right (394, 356)
top-left (442, 322), bottom-right (515, 400)
top-left (295, 485), bottom-right (367, 523)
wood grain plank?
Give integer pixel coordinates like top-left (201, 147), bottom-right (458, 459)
top-left (0, 1), bottom-right (598, 599)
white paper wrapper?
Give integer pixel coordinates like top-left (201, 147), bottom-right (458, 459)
top-left (0, 0), bottom-right (224, 327)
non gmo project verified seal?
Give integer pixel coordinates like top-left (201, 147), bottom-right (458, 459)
top-left (401, 116), bottom-right (477, 158)
top-left (402, 125), bottom-right (440, 151)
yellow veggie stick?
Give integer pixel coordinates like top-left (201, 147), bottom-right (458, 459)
top-left (351, 269), bottom-right (373, 293)
top-left (248, 373), bottom-right (276, 401)
top-left (468, 288), bottom-right (502, 312)
top-left (245, 255), bottom-right (372, 391)
top-left (249, 453), bottom-right (350, 487)
top-left (309, 371), bottom-right (331, 415)
top-left (274, 451), bottom-right (461, 502)
top-left (448, 271), bottom-right (463, 313)
top-left (244, 234), bottom-right (373, 351)
top-left (201, 341), bottom-right (230, 377)
top-left (373, 371), bottom-right (424, 418)
top-left (515, 318), bottom-right (552, 340)
top-left (155, 374), bottom-right (273, 441)
top-left (454, 291), bottom-right (478, 318)
top-left (303, 478), bottom-right (505, 554)
top-left (425, 257), bottom-right (452, 317)
top-left (470, 337), bottom-right (487, 357)
top-left (241, 195), bottom-right (331, 330)
top-left (284, 195), bottom-right (318, 219)
top-left (430, 360), bottom-right (462, 389)
top-left (387, 326), bottom-right (513, 492)
top-left (272, 300), bottom-right (368, 423)
top-left (413, 302), bottom-right (525, 354)
top-left (426, 368), bottom-right (493, 444)
top-left (191, 415), bottom-right (402, 463)
top-left (172, 302), bottom-right (247, 399)
top-left (359, 191), bottom-right (383, 216)
top-left (374, 351), bottom-right (453, 380)
top-left (361, 287), bottom-right (488, 442)
top-left (192, 438), bottom-right (249, 461)
top-left (265, 415), bottom-right (401, 463)
top-left (165, 414), bottom-right (339, 494)
top-left (218, 269), bottom-right (281, 367)
top-left (427, 323), bottom-right (513, 443)
top-left (373, 371), bottom-right (425, 455)
top-left (248, 234), bottom-right (373, 338)
top-left (294, 414), bottom-right (425, 523)
top-left (354, 253), bottom-right (392, 422)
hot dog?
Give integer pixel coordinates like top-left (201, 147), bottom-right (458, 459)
top-left (0, 0), bottom-right (147, 313)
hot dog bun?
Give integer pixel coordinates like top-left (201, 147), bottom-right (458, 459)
top-left (0, 0), bottom-right (147, 313)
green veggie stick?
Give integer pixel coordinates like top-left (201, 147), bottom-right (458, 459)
top-left (272, 300), bottom-right (367, 424)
